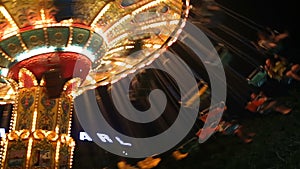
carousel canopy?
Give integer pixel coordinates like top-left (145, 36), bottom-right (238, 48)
top-left (0, 0), bottom-right (190, 103)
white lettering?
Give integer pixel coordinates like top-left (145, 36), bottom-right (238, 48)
top-left (97, 133), bottom-right (113, 143)
top-left (79, 132), bottom-right (92, 141)
top-left (78, 132), bottom-right (132, 147)
top-left (115, 137), bottom-right (132, 146)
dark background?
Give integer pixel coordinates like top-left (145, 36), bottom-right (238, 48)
top-left (219, 0), bottom-right (298, 43)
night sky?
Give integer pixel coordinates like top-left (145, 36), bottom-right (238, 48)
top-left (219, 0), bottom-right (298, 40)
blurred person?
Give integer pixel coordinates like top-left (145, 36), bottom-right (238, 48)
top-left (198, 108), bottom-right (255, 143)
top-left (245, 91), bottom-right (292, 115)
top-left (195, 0), bottom-right (224, 26)
top-left (172, 104), bottom-right (255, 160)
top-left (264, 54), bottom-right (300, 83)
top-left (252, 28), bottom-right (289, 55)
top-left (264, 54), bottom-right (288, 81)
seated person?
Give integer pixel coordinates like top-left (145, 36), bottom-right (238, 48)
top-left (217, 121), bottom-right (255, 143)
top-left (196, 0), bottom-right (223, 26)
top-left (264, 54), bottom-right (288, 81)
top-left (245, 91), bottom-right (292, 115)
top-left (263, 54), bottom-right (299, 82)
top-left (253, 28), bottom-right (289, 55)
top-left (198, 105), bottom-right (255, 143)
top-left (173, 104), bottom-right (255, 160)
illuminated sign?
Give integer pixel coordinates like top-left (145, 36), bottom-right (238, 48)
top-left (79, 132), bottom-right (132, 147)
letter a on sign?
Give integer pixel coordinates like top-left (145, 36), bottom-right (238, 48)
top-left (79, 132), bottom-right (93, 141)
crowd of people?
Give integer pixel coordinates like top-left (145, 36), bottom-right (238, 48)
top-left (251, 28), bottom-right (300, 85)
top-left (171, 27), bottom-right (297, 163)
top-left (169, 28), bottom-right (296, 163)
top-left (170, 3), bottom-right (299, 164)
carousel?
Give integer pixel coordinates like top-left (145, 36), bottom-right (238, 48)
top-left (0, 0), bottom-right (190, 168)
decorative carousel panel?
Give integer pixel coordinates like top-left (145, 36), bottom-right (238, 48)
top-left (1, 0), bottom-right (42, 28)
top-left (42, 0), bottom-right (58, 22)
top-left (0, 6), bottom-right (16, 40)
top-left (20, 29), bottom-right (46, 50)
top-left (30, 139), bottom-right (56, 169)
top-left (15, 87), bottom-right (37, 130)
top-left (18, 68), bottom-right (38, 89)
top-left (0, 54), bottom-right (12, 68)
top-left (72, 0), bottom-right (108, 26)
top-left (58, 145), bottom-right (70, 169)
top-left (0, 36), bottom-right (24, 59)
top-left (58, 136), bottom-right (75, 169)
top-left (59, 94), bottom-right (72, 134)
top-left (86, 32), bottom-right (106, 62)
top-left (3, 140), bottom-right (28, 169)
top-left (71, 27), bottom-right (90, 47)
top-left (95, 2), bottom-right (127, 31)
top-left (47, 27), bottom-right (69, 48)
top-left (36, 87), bottom-right (58, 131)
